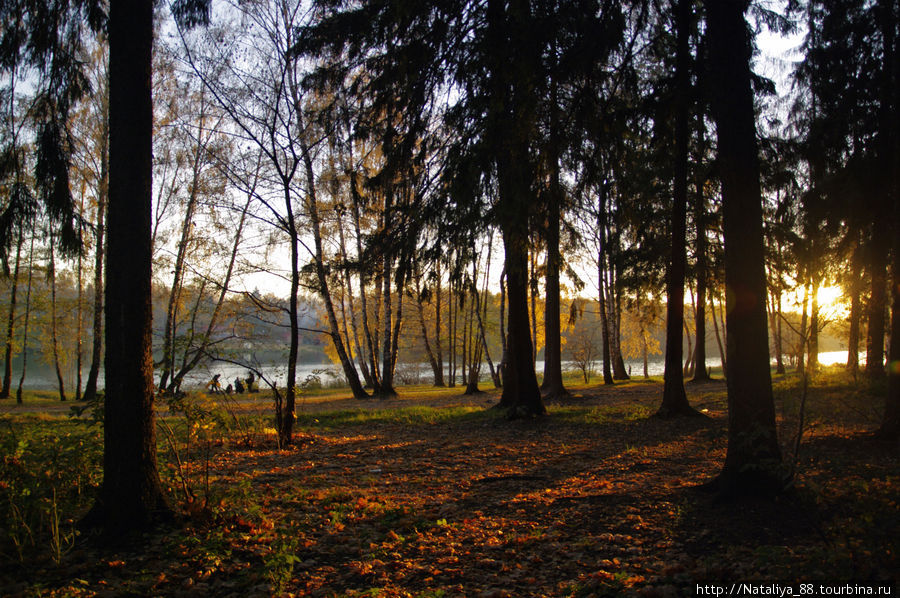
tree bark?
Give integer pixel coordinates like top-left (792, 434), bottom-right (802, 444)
top-left (692, 129), bottom-right (710, 382)
top-left (808, 273), bottom-right (820, 373)
top-left (83, 0), bottom-right (170, 533)
top-left (16, 234), bottom-right (35, 405)
top-left (878, 0), bottom-right (899, 439)
top-left (83, 109), bottom-right (107, 403)
top-left (598, 185), bottom-right (614, 385)
top-left (434, 260), bottom-right (445, 386)
top-left (48, 231), bottom-right (67, 402)
top-left (540, 71), bottom-right (567, 399)
top-left (798, 281), bottom-right (809, 373)
top-left (867, 222), bottom-right (888, 378)
top-left (711, 291), bottom-right (726, 377)
top-left (704, 0), bottom-right (784, 495)
top-left (847, 239), bottom-right (862, 375)
top-left (413, 264), bottom-right (442, 387)
top-left (1, 227), bottom-right (23, 398)
top-left (657, 0), bottom-right (697, 417)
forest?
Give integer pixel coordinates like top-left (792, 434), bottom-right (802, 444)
top-left (0, 0), bottom-right (898, 595)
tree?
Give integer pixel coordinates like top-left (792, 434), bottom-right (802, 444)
top-left (877, 0), bottom-right (899, 440)
top-left (82, 0), bottom-right (170, 533)
top-left (702, 0), bottom-right (785, 495)
top-left (657, 0), bottom-right (700, 418)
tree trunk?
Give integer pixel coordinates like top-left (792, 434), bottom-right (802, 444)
top-left (48, 231), bottom-right (67, 402)
top-left (711, 291), bottom-right (726, 377)
top-left (847, 241), bottom-right (862, 375)
top-left (598, 186), bottom-right (614, 385)
top-left (350, 174), bottom-right (380, 389)
top-left (158, 116), bottom-right (207, 392)
top-left (168, 194), bottom-right (254, 391)
top-left (657, 0), bottom-right (696, 417)
top-left (83, 114), bottom-right (107, 403)
top-left (497, 225), bottom-right (545, 416)
top-left (808, 273), bottom-right (820, 373)
top-left (83, 0), bottom-right (170, 533)
top-left (866, 226), bottom-right (888, 378)
top-left (301, 142), bottom-right (368, 401)
top-left (692, 102), bottom-right (711, 382)
top-left (489, 0), bottom-right (543, 416)
top-left (611, 277), bottom-right (630, 380)
top-left (464, 276), bottom-right (481, 395)
top-left (529, 245), bottom-right (538, 364)
top-left (379, 248), bottom-right (397, 398)
top-left (75, 212), bottom-right (84, 401)
top-left (798, 282), bottom-right (809, 373)
top-left (540, 72), bottom-right (567, 399)
top-left (499, 267), bottom-right (507, 387)
top-left (413, 265), bottom-right (442, 387)
top-left (16, 234), bottom-right (35, 405)
top-left (1, 227), bottom-right (23, 398)
top-left (768, 290), bottom-right (786, 375)
top-left (448, 274), bottom-right (456, 387)
top-left (475, 287), bottom-right (500, 389)
top-left (434, 260), bottom-right (445, 386)
top-left (878, 0), bottom-right (899, 439)
top-left (704, 0), bottom-right (784, 495)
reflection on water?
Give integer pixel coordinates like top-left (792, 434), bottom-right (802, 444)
top-left (17, 350), bottom-right (868, 391)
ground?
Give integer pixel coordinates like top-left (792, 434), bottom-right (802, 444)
top-left (0, 371), bottom-right (897, 597)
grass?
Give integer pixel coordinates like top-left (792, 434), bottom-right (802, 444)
top-left (295, 405), bottom-right (495, 430)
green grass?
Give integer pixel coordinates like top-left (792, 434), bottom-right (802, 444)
top-left (295, 404), bottom-right (495, 430)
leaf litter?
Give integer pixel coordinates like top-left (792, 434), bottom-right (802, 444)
top-left (2, 376), bottom-right (897, 597)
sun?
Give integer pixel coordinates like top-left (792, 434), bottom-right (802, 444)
top-left (816, 285), bottom-right (844, 310)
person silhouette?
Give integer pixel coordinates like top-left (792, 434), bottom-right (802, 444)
top-left (206, 374), bottom-right (222, 394)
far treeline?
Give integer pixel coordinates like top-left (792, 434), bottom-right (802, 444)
top-left (1, 0), bottom-right (898, 534)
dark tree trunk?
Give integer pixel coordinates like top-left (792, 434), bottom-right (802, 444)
top-left (540, 64), bottom-right (567, 398)
top-left (16, 234), bottom-right (34, 405)
top-left (657, 0), bottom-right (697, 417)
top-left (769, 290), bottom-right (786, 375)
top-left (798, 281), bottom-right (809, 373)
top-left (867, 224), bottom-right (888, 378)
top-left (489, 0), bottom-right (543, 416)
top-left (529, 246), bottom-right (538, 365)
top-left (413, 265), bottom-right (443, 387)
top-left (1, 227), bottom-right (23, 398)
top-left (847, 240), bottom-right (862, 375)
top-left (540, 135), bottom-right (567, 398)
top-left (83, 0), bottom-right (170, 533)
top-left (351, 175), bottom-right (380, 389)
top-left (48, 231), bottom-right (66, 402)
top-left (499, 267), bottom-right (508, 387)
top-left (703, 0), bottom-right (784, 495)
top-left (83, 121), bottom-right (107, 403)
top-left (75, 212), bottom-right (83, 402)
top-left (711, 292), bottom-right (726, 377)
top-left (498, 226), bottom-right (545, 416)
top-left (434, 260), bottom-right (445, 386)
top-left (473, 244), bottom-right (501, 388)
top-left (598, 185), bottom-right (614, 386)
top-left (610, 261), bottom-right (630, 381)
top-left (692, 135), bottom-right (710, 383)
top-left (879, 0), bottom-right (899, 439)
top-left (882, 210), bottom-right (900, 438)
top-left (448, 274), bottom-right (457, 387)
top-left (808, 273), bottom-right (820, 373)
